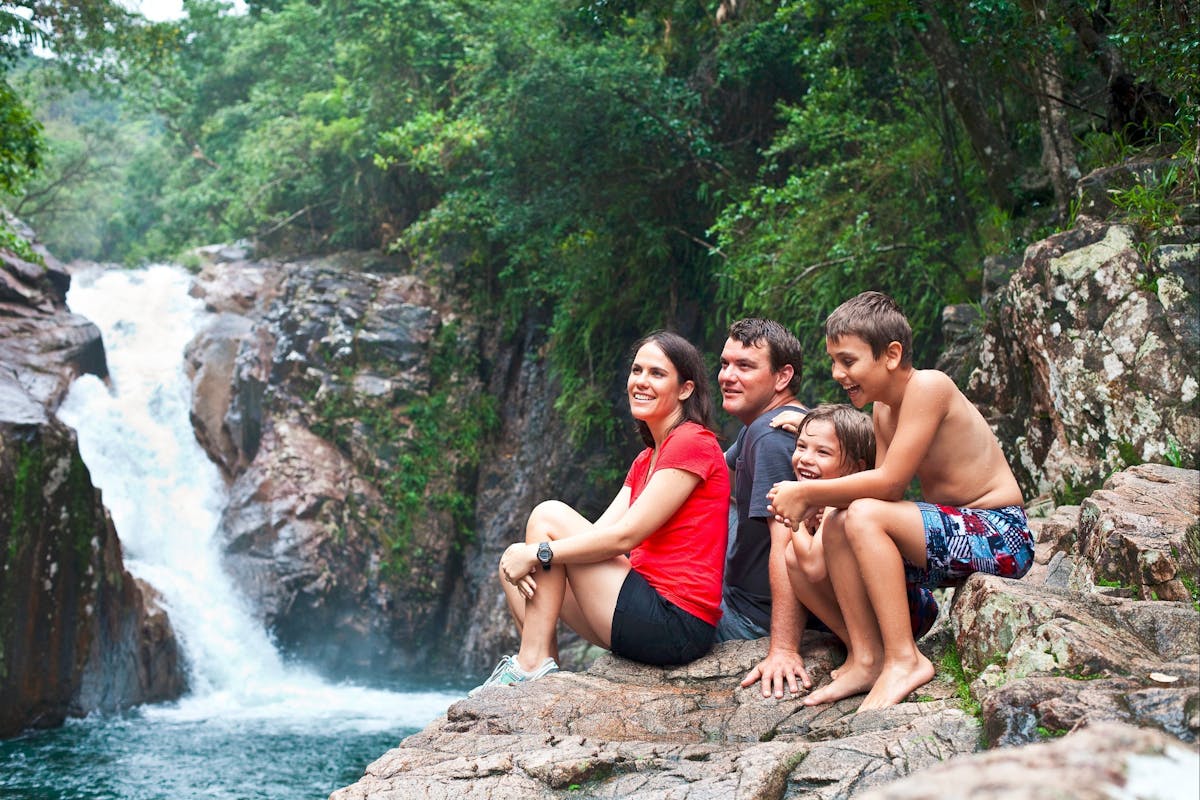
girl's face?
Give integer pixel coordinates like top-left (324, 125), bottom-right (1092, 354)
top-left (627, 342), bottom-right (693, 426)
top-left (791, 419), bottom-right (858, 480)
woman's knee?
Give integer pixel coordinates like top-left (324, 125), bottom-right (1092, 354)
top-left (526, 499), bottom-right (572, 540)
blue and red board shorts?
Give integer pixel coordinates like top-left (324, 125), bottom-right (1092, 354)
top-left (905, 503), bottom-right (1034, 591)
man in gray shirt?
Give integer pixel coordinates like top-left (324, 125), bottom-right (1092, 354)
top-left (715, 318), bottom-right (812, 698)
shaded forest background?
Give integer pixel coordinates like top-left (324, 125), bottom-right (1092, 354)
top-left (2, 0), bottom-right (1196, 443)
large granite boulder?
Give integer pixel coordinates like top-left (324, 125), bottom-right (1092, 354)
top-left (0, 229), bottom-right (185, 737)
top-left (330, 636), bottom-right (982, 800)
top-left (331, 466), bottom-right (1199, 798)
top-left (967, 218), bottom-right (1198, 502)
top-left (856, 721), bottom-right (1198, 800)
top-left (185, 249), bottom-right (615, 678)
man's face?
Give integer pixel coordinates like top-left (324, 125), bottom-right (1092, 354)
top-left (718, 337), bottom-right (789, 425)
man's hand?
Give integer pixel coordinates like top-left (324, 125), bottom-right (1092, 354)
top-left (740, 649), bottom-right (812, 699)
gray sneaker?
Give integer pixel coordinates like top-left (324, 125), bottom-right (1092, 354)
top-left (468, 655), bottom-right (559, 697)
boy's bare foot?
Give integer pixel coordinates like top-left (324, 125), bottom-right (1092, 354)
top-left (802, 662), bottom-right (878, 706)
top-left (857, 652), bottom-right (934, 710)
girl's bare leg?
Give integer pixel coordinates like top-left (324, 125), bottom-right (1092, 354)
top-left (802, 509), bottom-right (884, 706)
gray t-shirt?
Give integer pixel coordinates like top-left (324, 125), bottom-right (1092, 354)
top-left (722, 405), bottom-right (806, 628)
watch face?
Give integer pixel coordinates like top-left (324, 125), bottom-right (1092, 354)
top-left (537, 542), bottom-right (552, 566)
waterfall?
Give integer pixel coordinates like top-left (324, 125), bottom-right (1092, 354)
top-left (56, 264), bottom-right (457, 733)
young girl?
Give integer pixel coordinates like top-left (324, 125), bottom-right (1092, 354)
top-left (472, 331), bottom-right (730, 695)
top-left (780, 405), bottom-right (938, 679)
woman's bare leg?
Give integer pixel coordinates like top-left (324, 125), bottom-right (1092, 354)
top-left (510, 500), bottom-right (630, 672)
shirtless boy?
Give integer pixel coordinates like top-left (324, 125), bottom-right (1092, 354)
top-left (767, 291), bottom-right (1033, 710)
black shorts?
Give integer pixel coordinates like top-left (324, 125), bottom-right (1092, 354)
top-left (610, 569), bottom-right (716, 666)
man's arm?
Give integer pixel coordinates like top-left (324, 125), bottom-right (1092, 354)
top-left (740, 517), bottom-right (811, 698)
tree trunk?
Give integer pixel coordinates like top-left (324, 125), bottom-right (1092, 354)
top-left (1021, 0), bottom-right (1079, 218)
top-left (910, 0), bottom-right (1021, 211)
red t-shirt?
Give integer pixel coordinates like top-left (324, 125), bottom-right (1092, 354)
top-left (623, 421), bottom-right (730, 625)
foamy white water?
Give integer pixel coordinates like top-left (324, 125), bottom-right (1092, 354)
top-left (57, 264), bottom-right (458, 733)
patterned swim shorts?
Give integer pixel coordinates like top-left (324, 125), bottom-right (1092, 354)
top-left (904, 504), bottom-right (1034, 591)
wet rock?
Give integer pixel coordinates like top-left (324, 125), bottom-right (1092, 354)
top-left (0, 391), bottom-right (185, 737)
top-left (0, 233), bottom-right (185, 738)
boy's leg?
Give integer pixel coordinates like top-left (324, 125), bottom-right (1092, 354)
top-left (841, 498), bottom-right (934, 709)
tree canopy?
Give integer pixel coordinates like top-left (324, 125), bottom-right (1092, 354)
top-left (4, 0), bottom-right (1197, 430)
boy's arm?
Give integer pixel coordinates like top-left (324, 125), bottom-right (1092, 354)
top-left (740, 518), bottom-right (811, 698)
top-left (768, 372), bottom-right (953, 521)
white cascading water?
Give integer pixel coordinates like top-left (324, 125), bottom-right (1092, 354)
top-left (57, 264), bottom-right (458, 734)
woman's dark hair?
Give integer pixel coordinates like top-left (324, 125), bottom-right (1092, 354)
top-left (630, 330), bottom-right (717, 448)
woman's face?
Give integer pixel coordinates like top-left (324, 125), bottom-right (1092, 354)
top-left (627, 342), bottom-right (693, 426)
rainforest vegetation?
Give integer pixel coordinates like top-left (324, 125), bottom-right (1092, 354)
top-left (2, 0), bottom-right (1196, 437)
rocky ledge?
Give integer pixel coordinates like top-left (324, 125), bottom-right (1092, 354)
top-left (331, 464), bottom-right (1198, 799)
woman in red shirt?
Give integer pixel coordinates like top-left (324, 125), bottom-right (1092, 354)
top-left (472, 331), bottom-right (730, 694)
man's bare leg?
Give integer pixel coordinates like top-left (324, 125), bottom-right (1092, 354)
top-left (842, 499), bottom-right (934, 710)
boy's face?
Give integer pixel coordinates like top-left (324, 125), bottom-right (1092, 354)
top-left (825, 334), bottom-right (888, 408)
top-left (792, 419), bottom-right (851, 480)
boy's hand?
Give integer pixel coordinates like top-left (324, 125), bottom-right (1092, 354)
top-left (767, 480), bottom-right (816, 531)
top-left (740, 649), bottom-right (812, 699)
top-left (769, 409), bottom-right (806, 434)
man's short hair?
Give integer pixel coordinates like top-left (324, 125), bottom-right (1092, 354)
top-left (823, 291), bottom-right (913, 366)
top-left (728, 318), bottom-right (803, 394)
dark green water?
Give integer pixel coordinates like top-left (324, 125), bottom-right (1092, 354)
top-left (0, 689), bottom-right (459, 800)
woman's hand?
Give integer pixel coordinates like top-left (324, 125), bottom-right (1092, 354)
top-left (766, 480), bottom-right (816, 531)
top-left (500, 542), bottom-right (540, 599)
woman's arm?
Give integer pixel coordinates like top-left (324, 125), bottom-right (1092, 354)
top-left (592, 486), bottom-right (633, 529)
top-left (516, 468), bottom-right (702, 571)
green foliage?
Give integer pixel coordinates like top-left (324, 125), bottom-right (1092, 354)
top-left (6, 0), bottom-right (1198, 446)
top-left (940, 642), bottom-right (982, 719)
top-left (310, 324), bottom-right (498, 579)
top-left (0, 214), bottom-right (43, 265)
top-left (1036, 723), bottom-right (1068, 739)
top-left (0, 77), bottom-right (41, 193)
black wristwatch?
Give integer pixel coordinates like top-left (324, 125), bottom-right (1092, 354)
top-left (537, 542), bottom-right (553, 571)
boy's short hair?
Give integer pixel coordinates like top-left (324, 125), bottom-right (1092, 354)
top-left (727, 318), bottom-right (803, 394)
top-left (797, 403), bottom-right (876, 472)
top-left (824, 291), bottom-right (913, 366)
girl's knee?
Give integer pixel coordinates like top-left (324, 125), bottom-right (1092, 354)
top-left (800, 554), bottom-right (827, 584)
